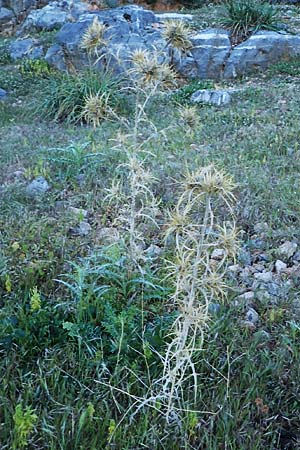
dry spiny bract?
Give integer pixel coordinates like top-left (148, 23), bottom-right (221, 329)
top-left (130, 49), bottom-right (176, 88)
top-left (181, 165), bottom-right (236, 207)
top-left (82, 92), bottom-right (110, 127)
top-left (217, 222), bottom-right (240, 260)
top-left (80, 17), bottom-right (108, 54)
top-left (164, 206), bottom-right (194, 250)
top-left (178, 106), bottom-right (200, 130)
top-left (162, 20), bottom-right (192, 53)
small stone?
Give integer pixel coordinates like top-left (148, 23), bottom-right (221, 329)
top-left (256, 290), bottom-right (271, 302)
top-left (238, 249), bottom-right (251, 266)
top-left (252, 263), bottom-right (265, 273)
top-left (278, 241), bottom-right (298, 259)
top-left (0, 7), bottom-right (14, 24)
top-left (238, 291), bottom-right (255, 303)
top-left (145, 244), bottom-right (162, 259)
top-left (275, 259), bottom-right (287, 274)
top-left (97, 227), bottom-right (120, 244)
top-left (293, 251), bottom-right (300, 262)
top-left (211, 248), bottom-right (225, 260)
top-left (69, 220), bottom-right (91, 236)
top-left (68, 206), bottom-right (88, 219)
top-left (241, 320), bottom-right (256, 330)
top-left (228, 264), bottom-right (241, 273)
top-left (254, 222), bottom-right (269, 234)
top-left (26, 176), bottom-right (50, 196)
top-left (254, 271), bottom-right (273, 283)
top-left (253, 330), bottom-right (271, 342)
top-left (246, 308), bottom-right (259, 324)
top-left (0, 88), bottom-right (7, 100)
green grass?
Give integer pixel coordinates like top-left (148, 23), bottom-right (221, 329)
top-left (1, 31), bottom-right (300, 449)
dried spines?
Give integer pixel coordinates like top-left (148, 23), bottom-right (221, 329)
top-left (81, 91), bottom-right (110, 128)
top-left (130, 49), bottom-right (177, 89)
top-left (178, 105), bottom-right (200, 132)
top-left (80, 17), bottom-right (108, 54)
top-left (162, 20), bottom-right (192, 53)
top-left (180, 165), bottom-right (236, 208)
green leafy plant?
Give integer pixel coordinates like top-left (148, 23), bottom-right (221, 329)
top-left (13, 404), bottom-right (38, 449)
top-left (19, 58), bottom-right (54, 79)
top-left (219, 0), bottom-right (279, 38)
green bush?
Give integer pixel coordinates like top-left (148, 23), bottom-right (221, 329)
top-left (19, 58), bottom-right (54, 79)
top-left (219, 0), bottom-right (279, 37)
top-left (36, 69), bottom-right (122, 124)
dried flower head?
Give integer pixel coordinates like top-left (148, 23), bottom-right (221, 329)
top-left (217, 222), bottom-right (240, 260)
top-left (178, 105), bottom-right (200, 129)
top-left (81, 17), bottom-right (108, 54)
top-left (82, 92), bottom-right (110, 127)
top-left (181, 165), bottom-right (236, 206)
top-left (164, 206), bottom-right (192, 244)
top-left (199, 270), bottom-right (228, 301)
top-left (130, 49), bottom-right (176, 88)
top-left (162, 20), bottom-right (192, 53)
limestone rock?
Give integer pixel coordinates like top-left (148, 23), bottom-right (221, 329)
top-left (0, 6), bottom-right (14, 24)
top-left (278, 241), bottom-right (298, 259)
top-left (275, 259), bottom-right (287, 274)
top-left (156, 12), bottom-right (193, 22)
top-left (26, 176), bottom-right (50, 196)
top-left (224, 31), bottom-right (300, 79)
top-left (191, 89), bottom-right (231, 106)
top-left (10, 38), bottom-right (43, 60)
top-left (254, 271), bottom-right (273, 283)
top-left (246, 308), bottom-right (259, 325)
top-left (181, 28), bottom-right (231, 80)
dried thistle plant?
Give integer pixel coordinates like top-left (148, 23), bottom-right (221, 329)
top-left (160, 165), bottom-right (238, 418)
top-left (162, 20), bottom-right (192, 53)
top-left (80, 17), bottom-right (108, 56)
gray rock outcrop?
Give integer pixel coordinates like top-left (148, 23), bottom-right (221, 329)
top-left (5, 4), bottom-right (300, 80)
top-left (223, 31), bottom-right (300, 79)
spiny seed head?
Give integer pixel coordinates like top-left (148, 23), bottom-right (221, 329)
top-left (179, 106), bottom-right (199, 129)
top-left (162, 20), bottom-right (192, 53)
top-left (200, 271), bottom-right (228, 300)
top-left (82, 92), bottom-right (110, 127)
top-left (130, 50), bottom-right (176, 88)
top-left (182, 165), bottom-right (236, 203)
top-left (104, 179), bottom-right (124, 205)
top-left (81, 17), bottom-right (107, 53)
top-left (217, 222), bottom-right (240, 259)
top-left (131, 48), bottom-right (149, 66)
top-left (165, 208), bottom-right (190, 236)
